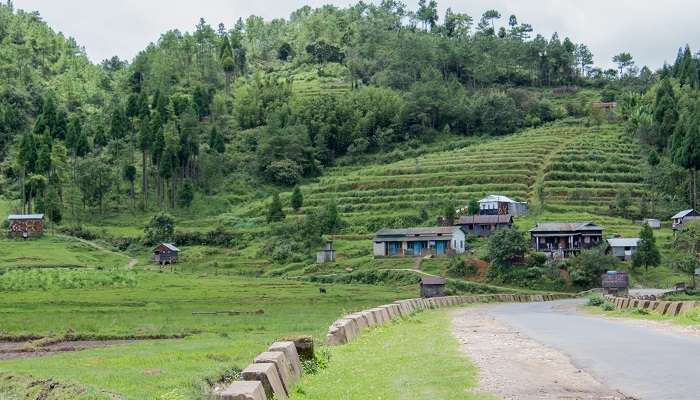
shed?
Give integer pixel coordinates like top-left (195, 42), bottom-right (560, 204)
top-left (642, 219), bottom-right (661, 229)
top-left (153, 243), bottom-right (180, 264)
top-left (420, 276), bottom-right (446, 298)
top-left (601, 270), bottom-right (628, 296)
top-left (606, 237), bottom-right (641, 261)
top-left (316, 242), bottom-right (336, 264)
top-left (671, 209), bottom-right (700, 230)
top-left (7, 214), bottom-right (44, 238)
top-left (478, 195), bottom-right (529, 216)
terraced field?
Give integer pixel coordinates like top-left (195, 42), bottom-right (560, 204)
top-left (265, 122), bottom-right (647, 235)
top-left (542, 126), bottom-right (646, 215)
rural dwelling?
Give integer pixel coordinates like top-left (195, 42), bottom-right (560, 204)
top-left (420, 276), bottom-right (446, 298)
top-left (671, 209), bottom-right (700, 230)
top-left (153, 243), bottom-right (180, 264)
top-left (316, 242), bottom-right (336, 264)
top-left (606, 238), bottom-right (641, 261)
top-left (642, 218), bottom-right (661, 229)
top-left (373, 227), bottom-right (466, 258)
top-left (456, 214), bottom-right (513, 237)
top-left (602, 270), bottom-right (629, 296)
top-left (529, 222), bottom-right (604, 258)
top-left (7, 214), bottom-right (44, 238)
top-left (478, 195), bottom-right (528, 216)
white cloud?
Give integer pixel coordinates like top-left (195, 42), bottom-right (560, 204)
top-left (12, 0), bottom-right (700, 69)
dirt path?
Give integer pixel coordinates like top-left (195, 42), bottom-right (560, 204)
top-left (451, 307), bottom-right (629, 400)
top-left (58, 234), bottom-right (137, 269)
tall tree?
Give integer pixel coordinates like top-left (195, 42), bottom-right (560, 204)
top-left (612, 52), bottom-right (634, 76)
top-left (290, 186), bottom-right (303, 211)
top-left (632, 224), bottom-right (661, 272)
top-left (267, 193), bottom-right (285, 222)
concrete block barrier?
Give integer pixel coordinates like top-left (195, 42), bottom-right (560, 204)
top-left (679, 301), bottom-right (699, 315)
top-left (254, 352), bottom-right (293, 395)
top-left (268, 341), bottom-right (301, 384)
top-left (241, 363), bottom-right (288, 400)
top-left (215, 381), bottom-right (267, 400)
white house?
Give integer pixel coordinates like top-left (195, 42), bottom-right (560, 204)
top-left (373, 226), bottom-right (465, 257)
top-left (671, 209), bottom-right (700, 230)
top-left (478, 195), bottom-right (529, 216)
top-left (606, 238), bottom-right (641, 261)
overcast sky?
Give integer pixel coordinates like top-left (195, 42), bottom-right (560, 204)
top-left (12, 0), bottom-right (700, 70)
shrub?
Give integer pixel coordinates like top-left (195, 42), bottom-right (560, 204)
top-left (587, 293), bottom-right (605, 306)
top-left (602, 302), bottom-right (615, 311)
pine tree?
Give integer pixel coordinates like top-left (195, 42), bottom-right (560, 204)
top-left (267, 193), bottom-right (285, 222)
top-left (290, 186), bottom-right (303, 211)
top-left (632, 224), bottom-right (661, 271)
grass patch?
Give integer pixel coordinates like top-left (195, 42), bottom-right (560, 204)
top-left (290, 310), bottom-right (493, 400)
top-left (585, 302), bottom-right (700, 326)
top-left (0, 236), bottom-right (127, 270)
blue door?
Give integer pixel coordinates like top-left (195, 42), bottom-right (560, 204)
top-left (436, 241), bottom-right (446, 255)
top-left (413, 242), bottom-right (423, 256)
top-left (389, 242), bottom-right (400, 256)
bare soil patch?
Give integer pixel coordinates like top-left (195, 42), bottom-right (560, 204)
top-left (0, 339), bottom-right (139, 360)
top-left (452, 307), bottom-right (632, 400)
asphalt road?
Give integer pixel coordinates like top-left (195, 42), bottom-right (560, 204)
top-left (487, 299), bottom-right (700, 400)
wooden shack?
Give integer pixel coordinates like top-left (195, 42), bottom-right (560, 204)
top-left (602, 271), bottom-right (629, 296)
top-left (420, 276), bottom-right (446, 298)
top-left (7, 214), bottom-right (44, 238)
top-left (153, 243), bottom-right (180, 265)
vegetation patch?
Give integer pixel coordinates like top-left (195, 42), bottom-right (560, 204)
top-left (290, 310), bottom-right (491, 400)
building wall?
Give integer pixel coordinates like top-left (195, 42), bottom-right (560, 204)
top-left (421, 284), bottom-right (445, 298)
top-left (373, 241), bottom-right (386, 257)
top-left (8, 219), bottom-right (44, 237)
top-left (452, 229), bottom-right (466, 253)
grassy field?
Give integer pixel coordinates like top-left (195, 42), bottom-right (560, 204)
top-left (291, 309), bottom-right (493, 400)
top-left (0, 236), bottom-right (128, 270)
top-left (0, 274), bottom-right (414, 398)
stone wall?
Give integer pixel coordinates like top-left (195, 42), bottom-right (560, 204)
top-left (603, 295), bottom-right (699, 317)
top-left (325, 293), bottom-right (573, 346)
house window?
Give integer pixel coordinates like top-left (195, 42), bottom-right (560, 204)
top-left (625, 247), bottom-right (630, 251)
top-left (460, 240), bottom-right (463, 249)
top-left (584, 236), bottom-right (590, 244)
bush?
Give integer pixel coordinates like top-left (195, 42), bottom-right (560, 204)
top-left (602, 302), bottom-right (615, 311)
top-left (587, 293), bottom-right (605, 306)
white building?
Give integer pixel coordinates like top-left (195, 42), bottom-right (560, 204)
top-left (373, 226), bottom-right (466, 257)
top-left (606, 238), bottom-right (641, 261)
top-left (478, 195), bottom-right (529, 217)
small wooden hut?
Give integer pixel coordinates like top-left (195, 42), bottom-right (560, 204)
top-left (316, 242), bottom-right (336, 264)
top-left (7, 214), bottom-right (44, 238)
top-left (420, 276), bottom-right (446, 298)
top-left (153, 243), bottom-right (180, 265)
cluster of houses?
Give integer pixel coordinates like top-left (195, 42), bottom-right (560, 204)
top-left (371, 196), bottom-right (700, 262)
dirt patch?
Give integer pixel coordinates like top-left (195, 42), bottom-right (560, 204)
top-left (451, 307), bottom-right (631, 400)
top-left (0, 339), bottom-right (139, 360)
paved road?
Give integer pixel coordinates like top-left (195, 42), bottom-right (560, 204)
top-left (487, 299), bottom-right (700, 400)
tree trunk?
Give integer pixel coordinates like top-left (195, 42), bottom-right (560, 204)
top-left (142, 151), bottom-right (148, 210)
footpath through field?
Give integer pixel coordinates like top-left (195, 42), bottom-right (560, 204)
top-left (453, 299), bottom-right (700, 400)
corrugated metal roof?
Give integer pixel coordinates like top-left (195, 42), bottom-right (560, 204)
top-left (375, 226), bottom-right (457, 237)
top-left (421, 276), bottom-right (446, 285)
top-left (529, 222), bottom-right (603, 232)
top-left (457, 215), bottom-right (513, 225)
top-left (156, 243), bottom-right (180, 252)
top-left (478, 195), bottom-right (525, 204)
top-left (606, 238), bottom-right (641, 248)
top-left (671, 209), bottom-right (697, 219)
top-left (7, 214), bottom-right (44, 220)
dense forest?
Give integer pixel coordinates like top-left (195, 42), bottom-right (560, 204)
top-left (0, 0), bottom-right (687, 225)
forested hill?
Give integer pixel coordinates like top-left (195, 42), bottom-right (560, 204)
top-left (0, 0), bottom-right (647, 221)
top-left (0, 3), bottom-right (109, 157)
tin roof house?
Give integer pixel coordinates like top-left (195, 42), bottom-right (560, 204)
top-left (529, 222), bottom-right (604, 258)
top-left (373, 227), bottom-right (466, 258)
top-left (154, 243), bottom-right (180, 265)
top-left (7, 214), bottom-right (44, 238)
top-left (671, 209), bottom-right (700, 230)
top-left (420, 276), bottom-right (446, 298)
top-left (455, 214), bottom-right (513, 237)
top-left (478, 195), bottom-right (528, 217)
top-left (606, 238), bottom-right (641, 261)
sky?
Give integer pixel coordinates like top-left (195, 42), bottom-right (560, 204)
top-left (12, 0), bottom-right (700, 70)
